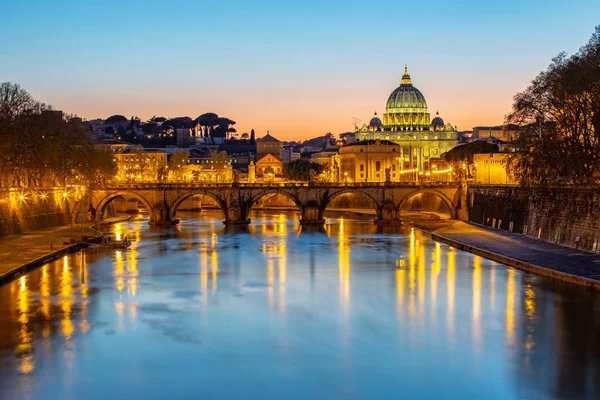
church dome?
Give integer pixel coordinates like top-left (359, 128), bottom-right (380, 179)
top-left (385, 66), bottom-right (427, 111)
top-left (369, 112), bottom-right (383, 127)
top-left (431, 111), bottom-right (444, 127)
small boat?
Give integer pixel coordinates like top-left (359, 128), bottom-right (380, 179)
top-left (102, 234), bottom-right (132, 249)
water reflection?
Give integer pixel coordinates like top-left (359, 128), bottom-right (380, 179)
top-left (0, 210), bottom-right (598, 399)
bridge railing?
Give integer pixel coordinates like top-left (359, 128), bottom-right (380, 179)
top-left (100, 180), bottom-right (460, 190)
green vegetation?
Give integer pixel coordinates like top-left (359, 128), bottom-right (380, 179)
top-left (283, 159), bottom-right (324, 181)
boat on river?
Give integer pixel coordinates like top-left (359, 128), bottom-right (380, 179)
top-left (102, 234), bottom-right (131, 249)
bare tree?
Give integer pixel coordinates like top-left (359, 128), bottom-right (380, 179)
top-left (507, 26), bottom-right (600, 185)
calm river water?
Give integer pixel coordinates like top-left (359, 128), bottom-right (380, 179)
top-left (0, 210), bottom-right (599, 400)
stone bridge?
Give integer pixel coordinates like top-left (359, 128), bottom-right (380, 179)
top-left (83, 182), bottom-right (466, 226)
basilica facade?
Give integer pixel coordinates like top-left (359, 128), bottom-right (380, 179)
top-left (355, 67), bottom-right (458, 171)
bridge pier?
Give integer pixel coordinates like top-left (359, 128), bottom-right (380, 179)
top-left (223, 206), bottom-right (250, 226)
top-left (150, 203), bottom-right (178, 226)
top-left (300, 206), bottom-right (325, 226)
top-left (374, 204), bottom-right (402, 225)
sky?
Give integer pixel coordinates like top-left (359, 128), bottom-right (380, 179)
top-left (1, 1), bottom-right (599, 141)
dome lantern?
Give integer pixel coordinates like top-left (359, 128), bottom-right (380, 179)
top-left (400, 65), bottom-right (412, 85)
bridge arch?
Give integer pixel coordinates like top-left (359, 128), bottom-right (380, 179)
top-left (248, 189), bottom-right (303, 211)
top-left (169, 191), bottom-right (226, 221)
top-left (96, 191), bottom-right (154, 220)
top-left (323, 189), bottom-right (381, 213)
top-left (399, 188), bottom-right (457, 218)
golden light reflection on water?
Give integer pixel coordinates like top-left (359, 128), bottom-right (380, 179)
top-left (60, 256), bottom-right (74, 339)
top-left (472, 256), bottom-right (482, 349)
top-left (259, 214), bottom-right (288, 314)
top-left (523, 281), bottom-right (537, 360)
top-left (79, 252), bottom-right (90, 334)
top-left (338, 218), bottom-right (350, 314)
top-left (200, 241), bottom-right (209, 308)
top-left (417, 240), bottom-right (426, 315)
top-left (127, 246), bottom-right (139, 297)
top-left (430, 243), bottom-right (442, 320)
top-left (40, 265), bottom-right (51, 337)
top-left (408, 229), bottom-right (416, 317)
top-left (447, 248), bottom-right (456, 339)
top-left (506, 268), bottom-right (516, 345)
top-left (1, 214), bottom-right (570, 395)
top-left (115, 250), bottom-right (125, 292)
top-left (17, 275), bottom-right (34, 375)
top-left (396, 268), bottom-right (405, 319)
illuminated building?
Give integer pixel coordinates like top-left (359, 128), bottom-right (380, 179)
top-left (255, 133), bottom-right (283, 181)
top-left (256, 132), bottom-right (282, 160)
top-left (113, 148), bottom-right (168, 182)
top-left (355, 66), bottom-right (459, 171)
top-left (255, 153), bottom-right (283, 181)
top-left (184, 149), bottom-right (233, 183)
top-left (339, 139), bottom-right (401, 182)
top-left (473, 153), bottom-right (517, 184)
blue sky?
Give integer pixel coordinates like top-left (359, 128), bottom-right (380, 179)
top-left (1, 0), bottom-right (599, 139)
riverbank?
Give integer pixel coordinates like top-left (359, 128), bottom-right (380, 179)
top-left (415, 220), bottom-right (600, 289)
top-left (0, 215), bottom-right (132, 286)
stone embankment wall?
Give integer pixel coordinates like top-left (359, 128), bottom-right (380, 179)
top-left (0, 192), bottom-right (75, 237)
top-left (468, 185), bottom-right (600, 252)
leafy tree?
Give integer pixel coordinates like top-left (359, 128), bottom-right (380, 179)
top-left (250, 128), bottom-right (256, 145)
top-left (283, 159), bottom-right (324, 181)
top-left (507, 26), bottom-right (600, 185)
top-left (241, 132), bottom-right (249, 140)
top-left (168, 148), bottom-right (189, 180)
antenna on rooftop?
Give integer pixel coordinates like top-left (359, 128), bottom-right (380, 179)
top-left (352, 117), bottom-right (362, 131)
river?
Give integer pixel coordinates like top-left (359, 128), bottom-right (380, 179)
top-left (0, 210), bottom-right (599, 399)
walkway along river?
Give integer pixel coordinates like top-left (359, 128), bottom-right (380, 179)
top-left (0, 210), bottom-right (599, 399)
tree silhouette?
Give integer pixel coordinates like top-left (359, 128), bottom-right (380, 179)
top-left (507, 25), bottom-right (600, 185)
top-left (106, 115), bottom-right (127, 124)
top-left (195, 113), bottom-right (218, 137)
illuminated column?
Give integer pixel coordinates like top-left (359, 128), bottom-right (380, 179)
top-left (248, 161), bottom-right (256, 183)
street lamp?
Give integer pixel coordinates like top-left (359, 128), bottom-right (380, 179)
top-left (344, 171), bottom-right (348, 183)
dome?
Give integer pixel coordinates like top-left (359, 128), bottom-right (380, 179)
top-left (385, 66), bottom-right (428, 111)
top-left (369, 112), bottom-right (383, 127)
top-left (431, 111), bottom-right (444, 127)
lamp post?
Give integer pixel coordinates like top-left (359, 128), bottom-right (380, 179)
top-left (344, 171), bottom-right (348, 184)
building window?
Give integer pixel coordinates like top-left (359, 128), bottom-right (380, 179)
top-left (360, 174), bottom-right (364, 178)
top-left (360, 164), bottom-right (364, 172)
top-left (392, 164), bottom-right (396, 171)
top-left (392, 148), bottom-right (396, 152)
top-left (360, 149), bottom-right (364, 152)
top-left (375, 161), bottom-right (381, 172)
